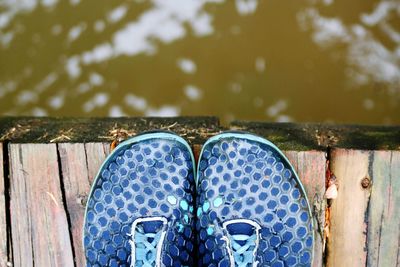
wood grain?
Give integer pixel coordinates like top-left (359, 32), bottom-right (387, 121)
top-left (84, 143), bottom-right (110, 185)
top-left (9, 144), bottom-right (74, 267)
top-left (327, 149), bottom-right (372, 267)
top-left (367, 151), bottom-right (400, 266)
top-left (58, 143), bottom-right (91, 267)
top-left (0, 143), bottom-right (7, 267)
top-left (284, 151), bottom-right (326, 267)
top-left (58, 143), bottom-right (110, 266)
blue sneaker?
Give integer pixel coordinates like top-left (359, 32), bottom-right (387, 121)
top-left (196, 132), bottom-right (313, 267)
top-left (83, 132), bottom-right (196, 267)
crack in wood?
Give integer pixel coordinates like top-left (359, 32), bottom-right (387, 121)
top-left (56, 144), bottom-right (77, 267)
top-left (1, 143), bottom-right (13, 267)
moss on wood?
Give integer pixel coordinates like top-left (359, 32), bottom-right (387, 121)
top-left (0, 117), bottom-right (398, 150)
top-left (231, 121), bottom-right (400, 150)
top-left (0, 117), bottom-right (222, 145)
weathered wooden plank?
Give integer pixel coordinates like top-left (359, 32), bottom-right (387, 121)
top-left (327, 149), bottom-right (372, 267)
top-left (58, 143), bottom-right (92, 267)
top-left (56, 142), bottom-right (109, 266)
top-left (9, 144), bottom-right (74, 267)
top-left (367, 151), bottom-right (400, 266)
top-left (84, 143), bottom-right (110, 184)
top-left (0, 143), bottom-right (8, 267)
top-left (284, 151), bottom-right (326, 267)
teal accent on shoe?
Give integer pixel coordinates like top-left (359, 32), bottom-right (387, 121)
top-left (180, 200), bottom-right (189, 210)
top-left (196, 131), bottom-right (314, 267)
top-left (167, 195), bottom-right (177, 205)
top-left (213, 197), bottom-right (223, 207)
top-left (203, 201), bottom-right (210, 212)
top-left (83, 131), bottom-right (196, 267)
top-left (206, 227), bottom-right (214, 235)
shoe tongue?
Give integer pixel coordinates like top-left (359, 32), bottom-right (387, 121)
top-left (226, 222), bottom-right (256, 246)
top-left (141, 220), bottom-right (164, 234)
top-left (226, 222), bottom-right (255, 235)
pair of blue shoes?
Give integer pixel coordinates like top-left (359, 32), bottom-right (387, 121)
top-left (83, 132), bottom-right (313, 267)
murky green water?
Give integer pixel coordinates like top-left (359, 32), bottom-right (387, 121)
top-left (0, 0), bottom-right (399, 125)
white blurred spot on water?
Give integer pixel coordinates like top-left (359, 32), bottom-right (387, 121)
top-left (89, 72), bottom-right (104, 86)
top-left (184, 85), bottom-right (202, 101)
top-left (109, 105), bottom-right (127, 117)
top-left (321, 0), bottom-right (334, 5)
top-left (108, 5), bottom-right (127, 24)
top-left (190, 13), bottom-right (213, 36)
top-left (0, 81), bottom-right (17, 98)
top-left (68, 23), bottom-right (86, 42)
top-left (48, 94), bottom-right (64, 110)
top-left (0, 32), bottom-right (14, 47)
top-left (51, 24), bottom-right (62, 35)
top-left (298, 4), bottom-right (400, 91)
top-left (348, 40), bottom-right (400, 87)
top-left (177, 58), bottom-right (197, 74)
top-left (66, 56), bottom-right (81, 79)
top-left (145, 105), bottom-right (180, 117)
top-left (125, 93), bottom-right (148, 111)
top-left (41, 0), bottom-right (58, 8)
top-left (69, 0), bottom-right (80, 6)
top-left (71, 0), bottom-right (226, 72)
top-left (17, 90), bottom-right (38, 105)
top-left (380, 22), bottom-right (400, 43)
top-left (275, 115), bottom-right (293, 123)
top-left (266, 100), bottom-right (287, 117)
top-left (82, 43), bottom-right (114, 65)
top-left (114, 14), bottom-right (185, 55)
top-left (0, 14), bottom-right (11, 30)
top-left (361, 2), bottom-right (396, 26)
top-left (255, 57), bottom-right (265, 73)
top-left (298, 9), bottom-right (349, 46)
top-left (230, 83), bottom-right (242, 94)
top-left (34, 72), bottom-right (57, 93)
top-left (94, 20), bottom-right (106, 32)
top-left (0, 0), bottom-right (37, 30)
top-left (31, 107), bottom-right (48, 116)
top-left (83, 92), bottom-right (109, 112)
top-left (363, 98), bottom-right (375, 110)
top-left (235, 0), bottom-right (258, 16)
top-left (77, 82), bottom-right (91, 94)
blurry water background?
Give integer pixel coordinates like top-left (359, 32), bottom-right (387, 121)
top-left (0, 0), bottom-right (399, 125)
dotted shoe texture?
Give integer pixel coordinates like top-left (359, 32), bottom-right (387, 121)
top-left (196, 133), bottom-right (313, 267)
top-left (83, 133), bottom-right (195, 267)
